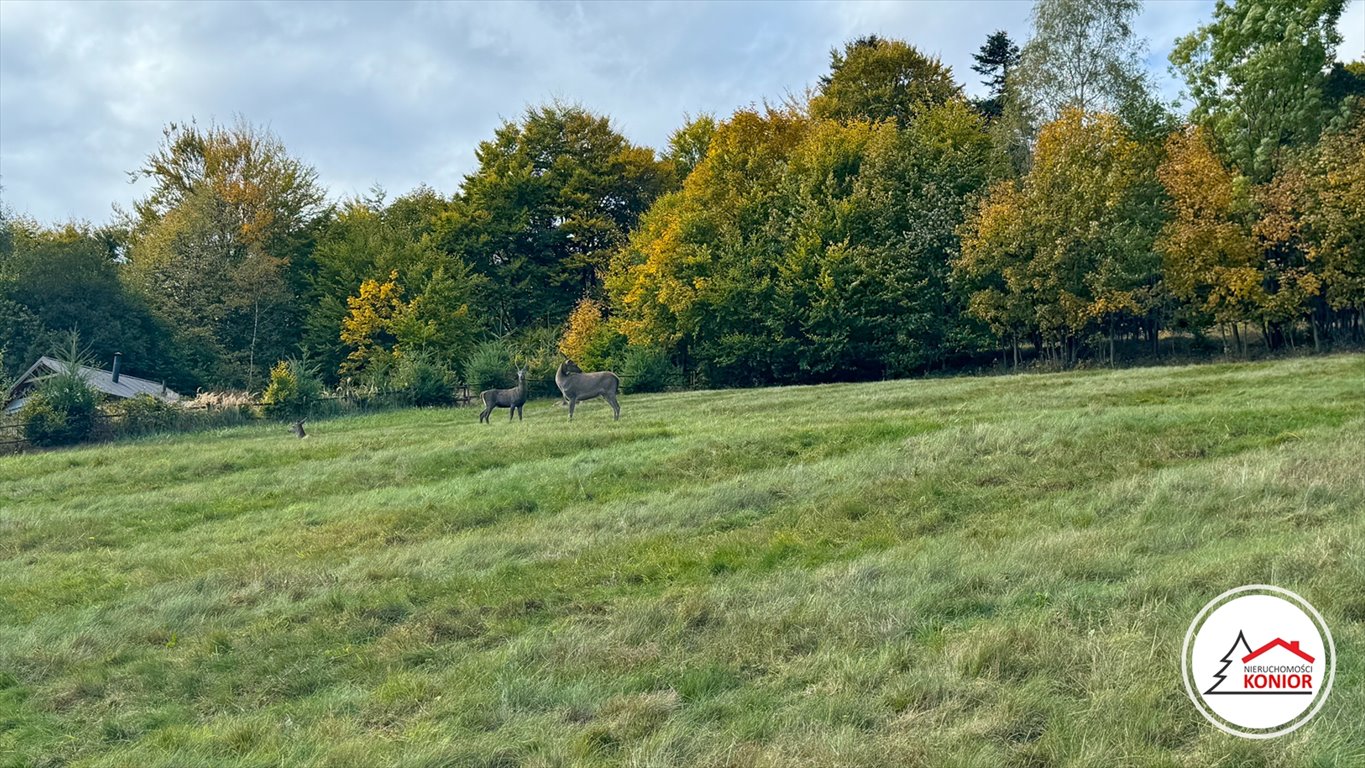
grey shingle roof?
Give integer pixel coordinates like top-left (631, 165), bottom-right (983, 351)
top-left (4, 356), bottom-right (181, 414)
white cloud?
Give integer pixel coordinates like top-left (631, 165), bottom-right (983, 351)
top-left (1, 0), bottom-right (1360, 224)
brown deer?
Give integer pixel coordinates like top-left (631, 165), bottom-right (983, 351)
top-left (555, 360), bottom-right (620, 420)
top-left (480, 368), bottom-right (528, 423)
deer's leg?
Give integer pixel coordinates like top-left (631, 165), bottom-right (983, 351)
top-left (606, 393), bottom-right (620, 420)
top-left (568, 398), bottom-right (577, 420)
top-left (480, 400), bottom-right (492, 423)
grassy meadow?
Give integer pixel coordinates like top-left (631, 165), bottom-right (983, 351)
top-left (2, 354), bottom-right (1364, 767)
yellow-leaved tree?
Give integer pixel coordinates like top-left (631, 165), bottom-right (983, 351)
top-left (1156, 126), bottom-right (1264, 353)
top-left (957, 108), bottom-right (1163, 366)
top-left (558, 297), bottom-right (605, 364)
top-left (340, 271), bottom-right (404, 374)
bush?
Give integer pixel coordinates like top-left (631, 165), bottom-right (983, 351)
top-left (618, 347), bottom-right (682, 393)
top-left (106, 394), bottom-right (180, 436)
top-left (262, 358), bottom-right (325, 420)
top-left (389, 354), bottom-right (455, 406)
top-left (464, 342), bottom-right (515, 393)
top-left (19, 370), bottom-right (100, 447)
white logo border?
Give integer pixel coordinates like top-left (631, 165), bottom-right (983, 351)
top-left (1181, 584), bottom-right (1336, 739)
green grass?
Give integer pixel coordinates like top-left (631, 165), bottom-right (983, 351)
top-left (2, 355), bottom-right (1364, 767)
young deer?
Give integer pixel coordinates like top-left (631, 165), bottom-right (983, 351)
top-left (479, 368), bottom-right (528, 423)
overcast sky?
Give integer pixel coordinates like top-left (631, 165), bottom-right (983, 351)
top-left (2, 0), bottom-right (1362, 225)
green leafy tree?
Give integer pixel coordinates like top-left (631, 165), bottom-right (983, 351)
top-left (305, 187), bottom-right (476, 379)
top-left (1171, 0), bottom-right (1348, 181)
top-left (435, 104), bottom-right (672, 333)
top-left (1323, 60), bottom-right (1365, 121)
top-left (127, 188), bottom-right (290, 389)
top-left (0, 221), bottom-right (168, 381)
top-left (387, 352), bottom-right (455, 407)
top-left (391, 260), bottom-right (483, 369)
top-left (664, 114), bottom-right (717, 182)
top-left (810, 36), bottom-right (961, 125)
top-left (1005, 0), bottom-right (1150, 162)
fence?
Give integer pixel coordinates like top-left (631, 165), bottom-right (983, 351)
top-left (0, 405), bottom-right (256, 455)
top-left (0, 420), bottom-right (22, 454)
top-left (0, 383), bottom-right (486, 454)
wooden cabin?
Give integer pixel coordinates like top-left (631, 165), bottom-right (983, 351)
top-left (3, 354), bottom-right (181, 415)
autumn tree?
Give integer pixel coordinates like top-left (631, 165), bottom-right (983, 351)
top-left (303, 186), bottom-right (472, 378)
top-left (610, 96), bottom-right (1000, 385)
top-left (1155, 126), bottom-right (1264, 353)
top-left (958, 109), bottom-right (1165, 365)
top-left (340, 271), bottom-right (405, 374)
top-left (1298, 118), bottom-right (1365, 327)
top-left (333, 237), bottom-right (483, 378)
top-left (1252, 116), bottom-right (1365, 345)
top-left (607, 107), bottom-right (812, 384)
top-left (126, 119), bottom-right (326, 389)
top-left (558, 296), bottom-right (621, 370)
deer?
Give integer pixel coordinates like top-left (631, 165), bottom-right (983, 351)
top-left (479, 368), bottom-right (528, 423)
top-left (555, 359), bottom-right (620, 420)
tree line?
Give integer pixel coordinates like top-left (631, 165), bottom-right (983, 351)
top-left (2, 0), bottom-right (1361, 396)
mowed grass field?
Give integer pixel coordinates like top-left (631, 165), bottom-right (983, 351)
top-left (2, 355), bottom-right (1364, 768)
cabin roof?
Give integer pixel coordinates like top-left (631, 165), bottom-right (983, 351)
top-left (4, 356), bottom-right (181, 414)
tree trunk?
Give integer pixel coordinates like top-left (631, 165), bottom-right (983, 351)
top-left (247, 299), bottom-right (261, 392)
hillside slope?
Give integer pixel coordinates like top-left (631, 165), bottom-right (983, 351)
top-left (3, 355), bottom-right (1364, 767)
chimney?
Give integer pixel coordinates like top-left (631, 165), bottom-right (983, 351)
top-left (1289, 641), bottom-right (1300, 651)
top-left (111, 352), bottom-right (122, 384)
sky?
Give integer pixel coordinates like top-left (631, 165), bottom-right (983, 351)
top-left (1, 0), bottom-right (1362, 226)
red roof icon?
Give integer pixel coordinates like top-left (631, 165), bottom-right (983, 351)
top-left (1242, 638), bottom-right (1315, 664)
